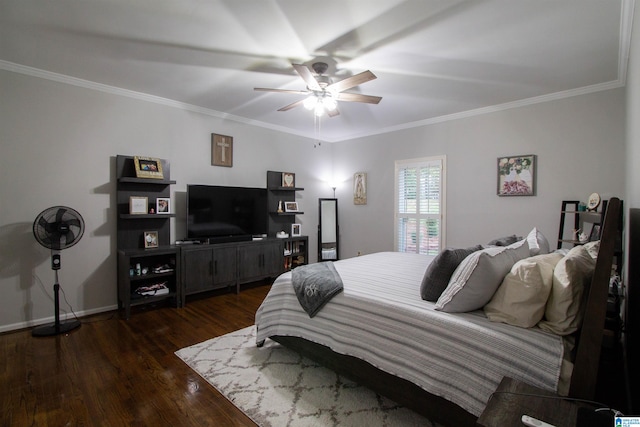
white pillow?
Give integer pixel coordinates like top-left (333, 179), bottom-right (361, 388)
top-left (538, 241), bottom-right (599, 335)
top-left (435, 239), bottom-right (531, 313)
top-left (484, 252), bottom-right (564, 328)
top-left (526, 227), bottom-right (550, 256)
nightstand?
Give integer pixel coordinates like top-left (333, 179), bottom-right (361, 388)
top-left (477, 377), bottom-right (582, 427)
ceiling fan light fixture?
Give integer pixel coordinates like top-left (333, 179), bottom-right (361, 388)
top-left (314, 103), bottom-right (325, 117)
top-left (322, 96), bottom-right (337, 111)
top-left (303, 95), bottom-right (318, 110)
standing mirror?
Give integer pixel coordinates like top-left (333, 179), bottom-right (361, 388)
top-left (318, 198), bottom-right (339, 261)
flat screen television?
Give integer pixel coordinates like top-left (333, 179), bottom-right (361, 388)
top-left (187, 184), bottom-right (268, 243)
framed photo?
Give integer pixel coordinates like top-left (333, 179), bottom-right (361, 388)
top-left (589, 224), bottom-right (601, 241)
top-left (282, 172), bottom-right (295, 188)
top-left (291, 223), bottom-right (302, 237)
top-left (134, 156), bottom-right (164, 179)
top-left (354, 172), bottom-right (367, 205)
top-left (211, 133), bottom-right (233, 167)
top-left (156, 197), bottom-right (171, 214)
top-left (284, 201), bottom-right (299, 212)
top-left (129, 196), bottom-right (148, 214)
top-left (143, 231), bottom-right (159, 249)
top-left (497, 155), bottom-right (536, 196)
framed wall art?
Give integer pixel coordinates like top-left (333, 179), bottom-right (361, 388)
top-left (291, 223), bottom-right (302, 236)
top-left (134, 156), bottom-right (164, 179)
top-left (354, 172), bottom-right (367, 205)
top-left (211, 133), bottom-right (233, 167)
top-left (129, 196), bottom-right (148, 214)
top-left (497, 155), bottom-right (536, 196)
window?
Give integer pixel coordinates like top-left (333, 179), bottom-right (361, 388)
top-left (395, 156), bottom-right (446, 255)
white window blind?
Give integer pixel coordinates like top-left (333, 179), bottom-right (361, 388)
top-left (395, 156), bottom-right (445, 255)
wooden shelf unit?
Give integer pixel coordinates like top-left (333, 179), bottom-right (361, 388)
top-left (116, 155), bottom-right (179, 318)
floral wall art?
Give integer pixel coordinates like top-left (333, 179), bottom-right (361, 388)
top-left (497, 155), bottom-right (536, 196)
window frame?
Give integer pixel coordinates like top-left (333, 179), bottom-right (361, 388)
top-left (394, 155), bottom-right (447, 254)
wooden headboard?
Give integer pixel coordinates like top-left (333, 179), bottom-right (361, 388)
top-left (569, 196), bottom-right (621, 399)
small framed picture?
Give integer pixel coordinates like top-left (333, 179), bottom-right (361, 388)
top-left (291, 223), bottom-right (301, 236)
top-left (129, 196), bottom-right (148, 214)
top-left (156, 197), bottom-right (171, 214)
top-left (282, 172), bottom-right (295, 188)
top-left (143, 231), bottom-right (159, 248)
top-left (284, 201), bottom-right (299, 212)
top-left (497, 154), bottom-right (536, 196)
top-left (134, 156), bottom-right (164, 179)
top-left (354, 172), bottom-right (367, 205)
top-left (211, 133), bottom-right (233, 167)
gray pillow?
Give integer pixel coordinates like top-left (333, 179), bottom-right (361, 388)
top-left (487, 234), bottom-right (522, 246)
top-left (421, 245), bottom-right (484, 302)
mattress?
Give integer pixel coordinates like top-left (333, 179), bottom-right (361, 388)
top-left (255, 252), bottom-right (565, 416)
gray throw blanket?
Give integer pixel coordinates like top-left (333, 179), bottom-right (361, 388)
top-left (292, 262), bottom-right (344, 318)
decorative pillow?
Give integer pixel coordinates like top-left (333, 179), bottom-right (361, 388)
top-left (420, 245), bottom-right (484, 302)
top-left (484, 252), bottom-right (564, 328)
top-left (526, 227), bottom-right (550, 256)
top-left (538, 241), bottom-right (599, 335)
top-left (487, 234), bottom-right (521, 246)
top-left (435, 239), bottom-right (531, 313)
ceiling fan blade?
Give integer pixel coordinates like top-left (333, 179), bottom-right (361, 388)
top-left (278, 99), bottom-right (305, 112)
top-left (254, 88), bottom-right (309, 95)
top-left (335, 92), bottom-right (382, 104)
top-left (292, 64), bottom-right (321, 91)
top-left (327, 70), bottom-right (377, 93)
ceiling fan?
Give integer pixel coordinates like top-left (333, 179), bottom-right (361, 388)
top-left (254, 62), bottom-right (382, 117)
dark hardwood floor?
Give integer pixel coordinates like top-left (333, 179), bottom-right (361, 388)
top-left (1, 283), bottom-right (272, 427)
top-left (2, 280), bottom-right (631, 426)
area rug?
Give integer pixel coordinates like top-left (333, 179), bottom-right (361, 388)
top-left (175, 326), bottom-right (439, 427)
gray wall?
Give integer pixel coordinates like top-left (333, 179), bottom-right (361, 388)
top-left (0, 62), bottom-right (630, 332)
top-left (334, 89), bottom-right (626, 258)
top-left (627, 4), bottom-right (640, 211)
top-left (0, 70), bottom-right (332, 331)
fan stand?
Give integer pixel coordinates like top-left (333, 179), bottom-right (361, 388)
top-left (32, 255), bottom-right (81, 337)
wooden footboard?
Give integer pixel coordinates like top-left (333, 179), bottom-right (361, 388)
top-left (271, 197), bottom-right (621, 427)
top-left (271, 334), bottom-right (477, 427)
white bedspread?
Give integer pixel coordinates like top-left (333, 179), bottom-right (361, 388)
top-left (255, 252), bottom-right (565, 416)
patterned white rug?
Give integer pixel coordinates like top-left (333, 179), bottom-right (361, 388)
top-left (175, 326), bottom-right (438, 427)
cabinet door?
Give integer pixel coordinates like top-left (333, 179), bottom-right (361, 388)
top-left (238, 241), bottom-right (283, 282)
top-left (212, 246), bottom-right (237, 287)
top-left (183, 248), bottom-right (214, 295)
top-left (262, 240), bottom-right (284, 277)
top-left (237, 244), bottom-right (264, 282)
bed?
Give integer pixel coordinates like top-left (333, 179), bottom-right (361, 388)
top-left (255, 197), bottom-right (621, 426)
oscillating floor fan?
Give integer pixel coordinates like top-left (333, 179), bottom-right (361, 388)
top-left (32, 206), bottom-right (85, 337)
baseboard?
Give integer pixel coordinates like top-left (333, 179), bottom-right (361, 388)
top-left (0, 304), bottom-right (119, 334)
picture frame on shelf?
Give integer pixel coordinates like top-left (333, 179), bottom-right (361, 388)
top-left (143, 231), bottom-right (159, 248)
top-left (129, 196), bottom-right (148, 214)
top-left (134, 156), bottom-right (164, 179)
top-left (156, 197), bottom-right (171, 214)
top-left (589, 224), bottom-right (601, 241)
top-left (284, 201), bottom-right (299, 212)
top-left (291, 223), bottom-right (301, 236)
top-left (211, 133), bottom-right (233, 167)
top-left (497, 154), bottom-right (536, 196)
top-left (282, 172), bottom-right (295, 188)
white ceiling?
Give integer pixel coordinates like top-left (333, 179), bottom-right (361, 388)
top-left (0, 0), bottom-right (633, 142)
